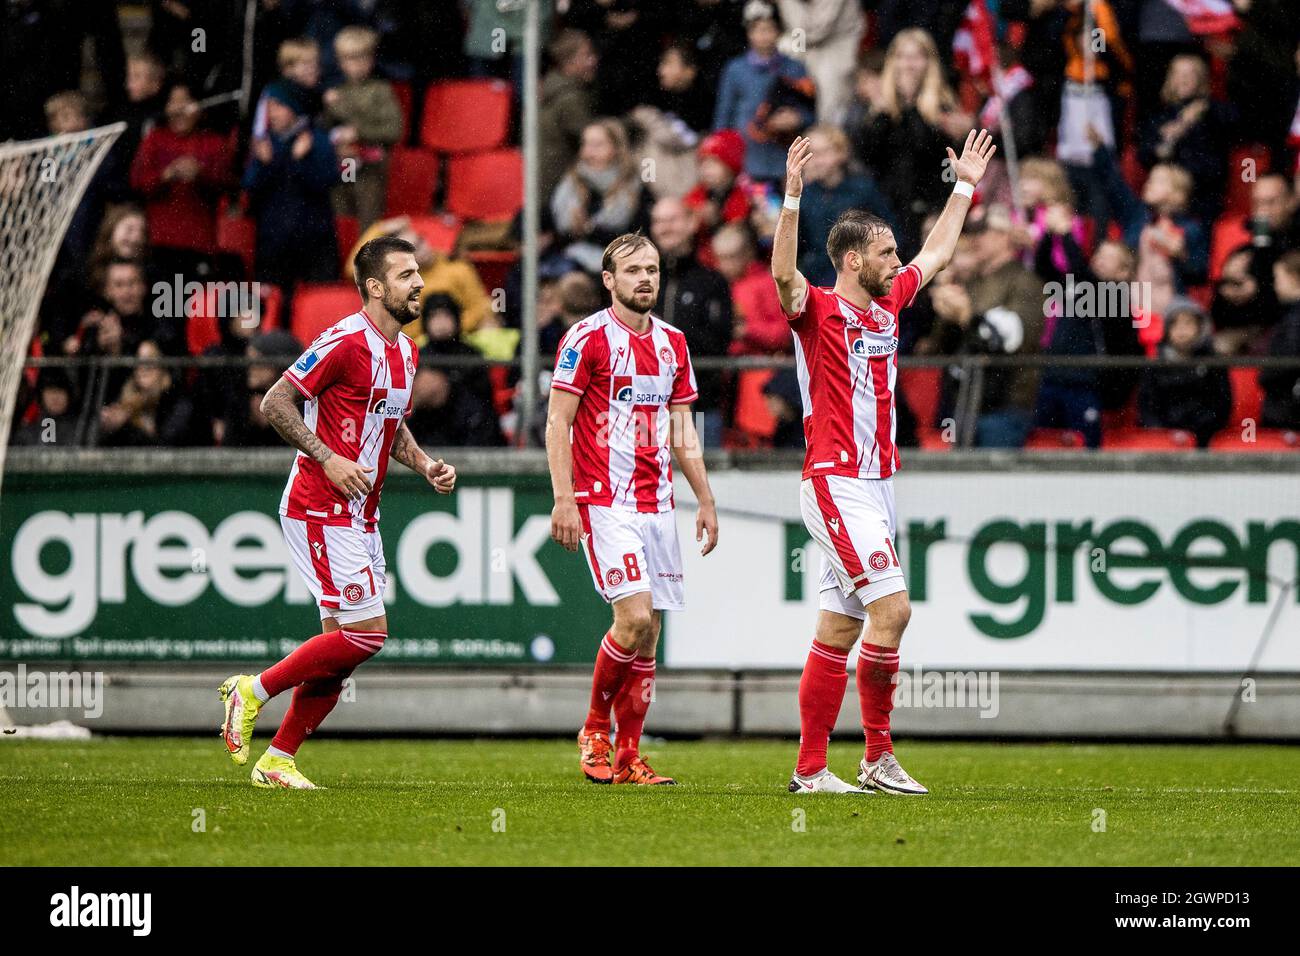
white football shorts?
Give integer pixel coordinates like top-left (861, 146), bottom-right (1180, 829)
top-left (577, 504), bottom-right (684, 611)
top-left (281, 516), bottom-right (387, 625)
top-left (800, 474), bottom-right (906, 620)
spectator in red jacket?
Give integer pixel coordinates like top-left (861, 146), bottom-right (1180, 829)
top-left (129, 81), bottom-right (233, 254)
top-left (683, 128), bottom-right (755, 269)
top-left (712, 222), bottom-right (790, 355)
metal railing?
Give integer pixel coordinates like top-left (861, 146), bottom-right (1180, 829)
top-left (21, 352), bottom-right (1300, 450)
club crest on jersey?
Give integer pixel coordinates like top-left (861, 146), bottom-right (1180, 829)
top-left (406, 356), bottom-right (416, 377)
top-left (659, 346), bottom-right (675, 366)
top-left (369, 387), bottom-right (405, 419)
top-left (607, 568), bottom-right (624, 587)
top-left (869, 551), bottom-right (891, 572)
top-left (342, 583), bottom-right (365, 604)
top-left (294, 350), bottom-right (319, 375)
top-left (558, 347), bottom-right (581, 372)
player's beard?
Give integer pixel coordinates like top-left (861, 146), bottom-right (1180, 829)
top-left (857, 265), bottom-right (892, 299)
top-left (381, 288), bottom-right (419, 323)
top-left (614, 285), bottom-right (656, 316)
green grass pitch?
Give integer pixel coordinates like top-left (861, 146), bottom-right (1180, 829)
top-left (2, 738), bottom-right (1298, 866)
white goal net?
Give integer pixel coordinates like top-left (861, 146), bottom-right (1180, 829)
top-left (0, 123), bottom-right (124, 736)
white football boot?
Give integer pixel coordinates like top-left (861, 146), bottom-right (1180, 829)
top-left (857, 753), bottom-right (928, 795)
top-left (788, 768), bottom-right (870, 794)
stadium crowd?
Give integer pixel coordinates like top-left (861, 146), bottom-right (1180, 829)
top-left (7, 0), bottom-right (1300, 450)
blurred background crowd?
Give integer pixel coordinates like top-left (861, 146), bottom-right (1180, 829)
top-left (6, 0), bottom-right (1300, 451)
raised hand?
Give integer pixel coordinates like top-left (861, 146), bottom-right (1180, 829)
top-left (946, 128), bottom-right (997, 187)
top-left (784, 136), bottom-right (813, 199)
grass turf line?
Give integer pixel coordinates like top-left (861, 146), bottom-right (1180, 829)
top-left (1, 738), bottom-right (1297, 866)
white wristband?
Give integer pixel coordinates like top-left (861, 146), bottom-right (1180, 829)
top-left (783, 194), bottom-right (800, 211)
top-left (953, 181), bottom-right (975, 199)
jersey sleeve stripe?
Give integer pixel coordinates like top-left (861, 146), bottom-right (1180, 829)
top-left (283, 371), bottom-right (313, 398)
top-left (551, 381), bottom-right (584, 396)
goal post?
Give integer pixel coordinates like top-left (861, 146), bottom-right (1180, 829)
top-left (0, 122), bottom-right (125, 734)
top-left (0, 123), bottom-right (126, 472)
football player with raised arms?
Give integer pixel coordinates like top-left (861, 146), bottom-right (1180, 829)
top-left (547, 232), bottom-right (719, 786)
top-left (774, 130), bottom-right (996, 794)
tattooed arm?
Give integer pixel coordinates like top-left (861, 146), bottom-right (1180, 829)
top-left (261, 377), bottom-right (374, 498)
top-left (391, 421), bottom-right (456, 494)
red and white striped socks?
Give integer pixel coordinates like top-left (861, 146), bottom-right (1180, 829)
top-left (795, 640), bottom-right (849, 777)
top-left (857, 642), bottom-right (900, 761)
top-left (583, 633), bottom-right (637, 736)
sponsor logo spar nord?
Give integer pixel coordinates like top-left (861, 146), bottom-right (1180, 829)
top-left (9, 489), bottom-right (557, 639)
top-left (814, 516), bottom-right (1300, 639)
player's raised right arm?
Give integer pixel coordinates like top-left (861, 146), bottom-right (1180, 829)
top-left (772, 136), bottom-right (812, 316)
top-left (261, 377), bottom-right (373, 499)
top-left (545, 388), bottom-right (583, 552)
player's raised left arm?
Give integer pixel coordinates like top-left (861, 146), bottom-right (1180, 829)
top-left (391, 421), bottom-right (456, 494)
top-left (668, 404), bottom-right (718, 557)
top-left (910, 128), bottom-right (996, 290)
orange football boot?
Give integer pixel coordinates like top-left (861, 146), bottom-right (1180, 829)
top-left (577, 730), bottom-right (614, 784)
top-left (613, 755), bottom-right (676, 785)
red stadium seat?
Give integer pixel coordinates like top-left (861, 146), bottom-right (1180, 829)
top-left (898, 367), bottom-right (942, 430)
top-left (1101, 427), bottom-right (1195, 450)
top-left (467, 249), bottom-right (518, 293)
top-left (420, 79), bottom-right (512, 154)
top-left (1209, 213), bottom-right (1250, 282)
top-left (384, 146), bottom-right (440, 218)
top-left (446, 149), bottom-right (523, 221)
top-left (291, 282), bottom-right (364, 346)
top-left (1228, 365), bottom-right (1264, 428)
top-left (1223, 144), bottom-right (1270, 218)
top-left (1024, 428), bottom-right (1086, 449)
top-left (733, 369), bottom-right (777, 442)
top-left (335, 215), bottom-right (360, 273)
top-left (185, 283), bottom-right (284, 355)
top-left (1209, 428), bottom-right (1300, 451)
top-left (216, 208), bottom-right (256, 278)
top-left (391, 80), bottom-right (413, 144)
top-left (917, 429), bottom-right (953, 451)
top-left (409, 213), bottom-right (463, 256)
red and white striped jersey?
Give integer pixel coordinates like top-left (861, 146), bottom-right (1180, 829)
top-left (789, 264), bottom-right (923, 480)
top-left (551, 307), bottom-right (698, 512)
top-left (278, 310), bottom-right (418, 531)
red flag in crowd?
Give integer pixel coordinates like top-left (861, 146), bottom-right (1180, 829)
top-left (953, 0), bottom-right (999, 86)
top-left (1160, 0), bottom-right (1241, 35)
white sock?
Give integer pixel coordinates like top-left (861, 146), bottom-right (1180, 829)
top-left (252, 675), bottom-right (270, 703)
top-left (267, 745), bottom-right (293, 759)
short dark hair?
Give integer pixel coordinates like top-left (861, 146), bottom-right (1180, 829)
top-left (826, 210), bottom-right (892, 272)
top-left (601, 232), bottom-right (655, 274)
top-left (354, 236), bottom-right (416, 297)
